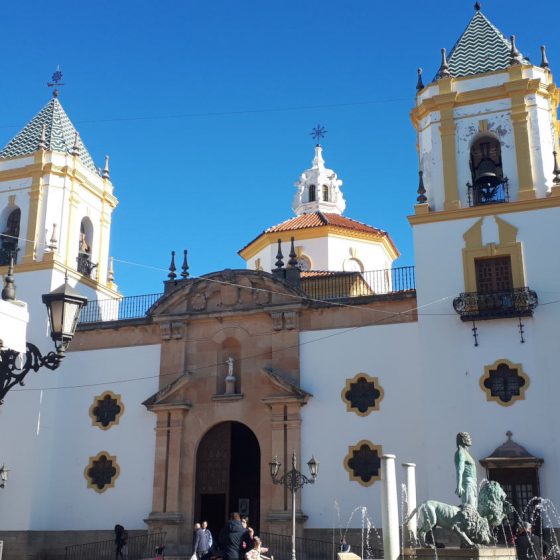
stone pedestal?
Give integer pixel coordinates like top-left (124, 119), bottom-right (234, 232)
top-left (404, 547), bottom-right (516, 560)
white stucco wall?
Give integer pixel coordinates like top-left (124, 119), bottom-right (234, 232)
top-left (300, 322), bottom-right (420, 529)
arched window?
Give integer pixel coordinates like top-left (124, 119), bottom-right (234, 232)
top-left (322, 184), bottom-right (329, 202)
top-left (468, 135), bottom-right (507, 205)
top-left (77, 218), bottom-right (96, 277)
top-left (0, 207), bottom-right (21, 265)
top-left (308, 184), bottom-right (316, 202)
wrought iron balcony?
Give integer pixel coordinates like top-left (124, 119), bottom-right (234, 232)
top-left (77, 253), bottom-right (98, 278)
top-left (467, 178), bottom-right (509, 207)
top-left (0, 247), bottom-right (18, 266)
top-left (453, 287), bottom-right (538, 321)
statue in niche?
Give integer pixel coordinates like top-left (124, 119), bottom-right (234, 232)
top-left (225, 357), bottom-right (236, 394)
top-left (409, 432), bottom-right (510, 548)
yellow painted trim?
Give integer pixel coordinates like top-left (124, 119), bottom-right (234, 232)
top-left (461, 216), bottom-right (524, 292)
top-left (507, 76), bottom-right (535, 198)
top-left (440, 104), bottom-right (461, 209)
top-left (0, 160), bottom-right (118, 208)
top-left (84, 451), bottom-right (121, 493)
top-left (408, 195), bottom-right (560, 226)
top-left (239, 226), bottom-right (399, 262)
top-left (479, 358), bottom-right (530, 407)
top-left (343, 440), bottom-right (383, 487)
top-left (89, 391), bottom-right (125, 431)
top-left (411, 76), bottom-right (553, 130)
top-left (21, 152), bottom-right (48, 263)
top-left (341, 373), bottom-right (384, 416)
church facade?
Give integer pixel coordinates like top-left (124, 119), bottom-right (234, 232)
top-left (1, 6), bottom-right (559, 559)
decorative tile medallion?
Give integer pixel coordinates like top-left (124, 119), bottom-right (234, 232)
top-left (343, 440), bottom-right (383, 487)
top-left (84, 451), bottom-right (120, 493)
top-left (341, 373), bottom-right (384, 416)
top-left (480, 358), bottom-right (529, 407)
top-left (89, 391), bottom-right (124, 430)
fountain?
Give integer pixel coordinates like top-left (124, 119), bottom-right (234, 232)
top-left (382, 433), bottom-right (516, 560)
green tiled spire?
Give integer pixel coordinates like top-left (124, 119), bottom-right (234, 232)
top-left (0, 97), bottom-right (98, 174)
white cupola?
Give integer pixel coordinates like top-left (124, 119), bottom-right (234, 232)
top-left (292, 145), bottom-right (346, 216)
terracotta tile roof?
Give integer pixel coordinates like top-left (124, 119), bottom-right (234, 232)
top-left (239, 211), bottom-right (398, 257)
top-left (265, 212), bottom-right (386, 236)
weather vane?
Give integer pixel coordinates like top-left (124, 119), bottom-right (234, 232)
top-left (47, 66), bottom-right (64, 98)
top-left (310, 124), bottom-right (327, 144)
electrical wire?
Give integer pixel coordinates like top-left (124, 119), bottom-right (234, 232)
top-left (9, 293), bottom-right (449, 394)
top-left (0, 96), bottom-right (411, 130)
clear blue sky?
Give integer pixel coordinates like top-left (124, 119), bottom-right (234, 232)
top-left (1, 1), bottom-right (558, 296)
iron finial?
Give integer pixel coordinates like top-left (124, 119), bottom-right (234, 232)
top-left (510, 35), bottom-right (522, 66)
top-left (553, 150), bottom-right (560, 185)
top-left (288, 237), bottom-right (298, 268)
top-left (1, 257), bottom-right (16, 301)
top-left (38, 124), bottom-right (47, 151)
top-left (416, 68), bottom-right (425, 91)
top-left (474, 2), bottom-right (481, 11)
top-left (181, 249), bottom-right (189, 278)
top-left (540, 45), bottom-right (550, 70)
top-left (310, 124), bottom-right (327, 145)
top-left (47, 65), bottom-right (64, 98)
top-left (102, 155), bottom-right (110, 180)
top-left (108, 256), bottom-right (115, 284)
top-left (275, 239), bottom-right (284, 270)
top-left (416, 170), bottom-right (427, 204)
top-left (438, 48), bottom-right (450, 79)
top-left (506, 430), bottom-right (513, 440)
top-left (168, 251), bottom-right (177, 280)
top-left (48, 223), bottom-right (58, 251)
top-left (71, 132), bottom-right (80, 156)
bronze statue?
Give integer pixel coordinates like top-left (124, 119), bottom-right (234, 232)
top-left (455, 432), bottom-right (478, 509)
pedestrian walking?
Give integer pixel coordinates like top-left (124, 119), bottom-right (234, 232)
top-left (219, 512), bottom-right (252, 560)
top-left (244, 536), bottom-right (269, 560)
top-left (194, 520), bottom-right (213, 560)
top-left (515, 522), bottom-right (549, 560)
top-left (114, 524), bottom-right (127, 560)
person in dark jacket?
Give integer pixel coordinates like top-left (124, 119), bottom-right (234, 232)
top-left (516, 523), bottom-right (549, 560)
top-left (194, 521), bottom-right (212, 560)
top-left (219, 512), bottom-right (252, 560)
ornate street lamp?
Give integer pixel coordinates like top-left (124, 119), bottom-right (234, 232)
top-left (0, 264), bottom-right (87, 404)
top-left (269, 451), bottom-right (319, 560)
top-left (0, 465), bottom-right (8, 488)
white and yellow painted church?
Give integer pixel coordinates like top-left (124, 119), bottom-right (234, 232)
top-left (0, 5), bottom-right (559, 559)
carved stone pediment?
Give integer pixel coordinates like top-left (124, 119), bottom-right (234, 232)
top-left (149, 269), bottom-right (306, 317)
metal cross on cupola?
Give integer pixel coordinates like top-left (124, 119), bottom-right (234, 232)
top-left (47, 66), bottom-right (65, 98)
top-left (309, 124), bottom-right (327, 145)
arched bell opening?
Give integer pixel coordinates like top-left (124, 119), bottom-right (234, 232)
top-left (194, 421), bottom-right (261, 536)
top-left (467, 135), bottom-right (509, 206)
top-left (0, 207), bottom-right (21, 265)
top-left (77, 217), bottom-right (96, 277)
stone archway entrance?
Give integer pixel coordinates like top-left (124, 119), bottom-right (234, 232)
top-left (195, 422), bottom-right (261, 535)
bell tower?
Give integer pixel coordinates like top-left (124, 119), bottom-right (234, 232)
top-left (0, 83), bottom-right (119, 301)
top-left (411, 4), bottom-right (560, 213)
top-left (409, 4), bottom-right (560, 322)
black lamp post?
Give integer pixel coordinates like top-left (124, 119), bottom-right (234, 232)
top-left (0, 264), bottom-right (87, 404)
top-left (269, 451), bottom-right (319, 560)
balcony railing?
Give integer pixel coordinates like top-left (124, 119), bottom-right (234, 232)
top-left (77, 253), bottom-right (98, 278)
top-left (467, 178), bottom-right (509, 206)
top-left (79, 266), bottom-right (416, 325)
top-left (453, 287), bottom-right (538, 321)
top-left (0, 247), bottom-right (18, 266)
